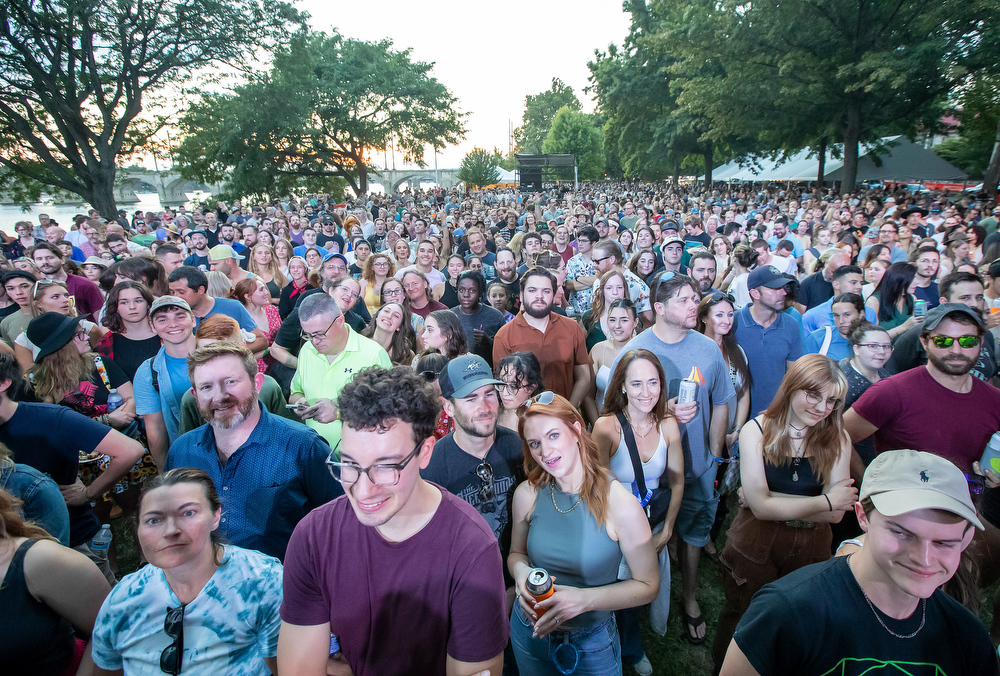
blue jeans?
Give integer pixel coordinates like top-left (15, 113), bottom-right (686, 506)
top-left (510, 603), bottom-right (622, 676)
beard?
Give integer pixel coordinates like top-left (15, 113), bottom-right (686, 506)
top-left (927, 350), bottom-right (975, 377)
top-left (453, 405), bottom-right (497, 439)
top-left (524, 299), bottom-right (555, 319)
top-left (200, 392), bottom-right (258, 430)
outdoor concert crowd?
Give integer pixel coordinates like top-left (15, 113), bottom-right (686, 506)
top-left (2, 181), bottom-right (1000, 676)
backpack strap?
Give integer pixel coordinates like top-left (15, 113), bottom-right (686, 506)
top-left (616, 412), bottom-right (652, 507)
top-left (819, 325), bottom-right (833, 356)
top-left (150, 360), bottom-right (160, 394)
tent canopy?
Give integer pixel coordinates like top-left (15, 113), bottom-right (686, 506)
top-left (480, 166), bottom-right (518, 188)
top-left (705, 136), bottom-right (968, 183)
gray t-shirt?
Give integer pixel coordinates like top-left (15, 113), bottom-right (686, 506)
top-left (611, 328), bottom-right (735, 481)
top-left (450, 304), bottom-right (506, 346)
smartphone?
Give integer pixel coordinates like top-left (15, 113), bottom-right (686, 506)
top-left (285, 402), bottom-right (308, 410)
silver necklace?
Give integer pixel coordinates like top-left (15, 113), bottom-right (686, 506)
top-left (550, 483), bottom-right (581, 514)
top-left (626, 411), bottom-right (655, 439)
top-left (862, 590), bottom-right (926, 639)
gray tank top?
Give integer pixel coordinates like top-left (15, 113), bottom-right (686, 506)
top-left (526, 483), bottom-right (623, 627)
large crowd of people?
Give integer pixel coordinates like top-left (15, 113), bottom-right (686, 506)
top-left (0, 183), bottom-right (999, 675)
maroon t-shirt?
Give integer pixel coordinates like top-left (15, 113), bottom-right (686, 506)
top-left (281, 487), bottom-right (509, 675)
top-left (851, 366), bottom-right (1000, 471)
top-left (409, 299), bottom-right (448, 320)
top-left (65, 273), bottom-right (105, 321)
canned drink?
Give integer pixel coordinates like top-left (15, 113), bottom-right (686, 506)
top-left (525, 567), bottom-right (555, 617)
top-left (678, 378), bottom-right (698, 404)
top-left (913, 299), bottom-right (927, 317)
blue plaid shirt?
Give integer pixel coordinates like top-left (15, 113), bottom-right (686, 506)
top-left (165, 404), bottom-right (342, 560)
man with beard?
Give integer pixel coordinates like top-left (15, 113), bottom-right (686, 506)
top-left (735, 265), bottom-right (803, 417)
top-left (209, 245), bottom-right (254, 287)
top-left (493, 248), bottom-right (520, 311)
top-left (421, 354), bottom-right (523, 588)
top-left (183, 229), bottom-right (211, 270)
top-left (218, 221), bottom-right (247, 256)
top-left (30, 242), bottom-right (105, 321)
top-left (165, 341), bottom-right (339, 560)
top-left (687, 248), bottom-right (719, 296)
top-left (887, 271), bottom-right (997, 380)
top-left (493, 267), bottom-right (590, 406)
top-left (610, 272), bottom-right (734, 645)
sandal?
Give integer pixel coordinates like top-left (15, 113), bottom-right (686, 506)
top-left (682, 610), bottom-right (707, 645)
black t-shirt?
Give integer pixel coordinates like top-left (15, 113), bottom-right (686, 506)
top-left (0, 403), bottom-right (110, 546)
top-left (683, 231), bottom-right (711, 247)
top-left (316, 232), bottom-right (345, 253)
top-left (184, 253), bottom-right (210, 271)
top-left (421, 426), bottom-right (525, 582)
top-left (367, 233), bottom-right (386, 253)
top-left (98, 333), bottom-right (162, 381)
top-left (0, 304), bottom-right (19, 320)
top-left (734, 555), bottom-right (998, 676)
top-left (798, 271), bottom-right (835, 310)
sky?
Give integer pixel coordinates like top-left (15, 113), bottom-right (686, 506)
top-left (300, 0), bottom-right (633, 169)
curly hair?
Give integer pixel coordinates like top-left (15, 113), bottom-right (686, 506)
top-left (337, 366), bottom-right (441, 445)
top-left (362, 252), bottom-right (396, 284)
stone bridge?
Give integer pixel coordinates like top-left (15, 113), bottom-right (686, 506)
top-left (369, 168), bottom-right (460, 192)
top-left (114, 169), bottom-right (221, 205)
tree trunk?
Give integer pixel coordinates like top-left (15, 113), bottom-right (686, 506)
top-left (984, 116), bottom-right (1000, 199)
top-left (357, 161), bottom-right (368, 194)
top-left (672, 160), bottom-right (680, 187)
top-left (816, 136), bottom-right (827, 189)
top-left (88, 173), bottom-right (119, 221)
top-left (703, 139), bottom-right (714, 188)
top-left (841, 101), bottom-right (862, 194)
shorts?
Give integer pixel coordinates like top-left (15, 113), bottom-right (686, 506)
top-left (674, 466), bottom-right (720, 548)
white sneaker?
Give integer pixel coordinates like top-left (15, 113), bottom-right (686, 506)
top-left (632, 654), bottom-right (653, 676)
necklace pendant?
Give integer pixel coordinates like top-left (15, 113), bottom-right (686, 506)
top-left (792, 470), bottom-right (799, 482)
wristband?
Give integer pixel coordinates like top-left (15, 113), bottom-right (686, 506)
top-left (824, 494), bottom-right (833, 511)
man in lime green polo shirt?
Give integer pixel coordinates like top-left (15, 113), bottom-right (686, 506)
top-left (289, 292), bottom-right (390, 447)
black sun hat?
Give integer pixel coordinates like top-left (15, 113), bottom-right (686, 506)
top-left (26, 312), bottom-right (86, 361)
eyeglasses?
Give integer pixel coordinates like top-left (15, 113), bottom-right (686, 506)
top-left (74, 328), bottom-right (88, 341)
top-left (160, 604), bottom-right (185, 675)
top-left (803, 390), bottom-right (841, 409)
top-left (495, 381), bottom-right (524, 395)
top-left (383, 287), bottom-right (404, 298)
top-left (592, 255), bottom-right (613, 265)
top-left (929, 334), bottom-right (980, 349)
top-left (857, 343), bottom-right (893, 352)
top-left (326, 439), bottom-right (423, 486)
top-left (300, 317), bottom-right (337, 342)
top-left (477, 462), bottom-right (497, 514)
top-left (419, 370), bottom-right (440, 383)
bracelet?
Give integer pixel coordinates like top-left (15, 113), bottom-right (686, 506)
top-left (824, 494), bottom-right (833, 511)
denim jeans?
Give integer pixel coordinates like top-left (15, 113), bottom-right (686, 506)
top-left (510, 603), bottom-right (622, 676)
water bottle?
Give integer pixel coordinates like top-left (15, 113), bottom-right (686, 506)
top-left (91, 524), bottom-right (113, 552)
top-left (106, 388), bottom-right (123, 413)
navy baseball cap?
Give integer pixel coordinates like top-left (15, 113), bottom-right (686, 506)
top-left (747, 265), bottom-right (789, 290)
top-left (438, 354), bottom-right (502, 399)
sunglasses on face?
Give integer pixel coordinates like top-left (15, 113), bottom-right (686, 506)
top-left (929, 334), bottom-right (980, 349)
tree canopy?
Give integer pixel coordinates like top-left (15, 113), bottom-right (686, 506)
top-left (176, 31), bottom-right (465, 199)
top-left (0, 0), bottom-right (300, 217)
top-left (514, 78), bottom-right (581, 154)
top-left (457, 148), bottom-right (502, 189)
top-left (542, 107), bottom-right (605, 181)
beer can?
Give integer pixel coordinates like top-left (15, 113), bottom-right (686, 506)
top-left (678, 378), bottom-right (698, 404)
top-left (329, 634), bottom-right (341, 656)
top-left (913, 299), bottom-right (927, 317)
top-left (526, 567), bottom-right (555, 617)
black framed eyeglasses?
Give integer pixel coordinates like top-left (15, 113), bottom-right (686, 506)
top-left (326, 439), bottom-right (423, 486)
top-left (592, 255), bottom-right (613, 265)
top-left (160, 604), bottom-right (185, 675)
top-left (300, 317), bottom-right (337, 343)
top-left (419, 370), bottom-right (440, 383)
top-left (476, 462), bottom-right (497, 514)
top-left (930, 334), bottom-right (980, 349)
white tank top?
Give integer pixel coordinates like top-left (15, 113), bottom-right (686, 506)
top-left (609, 426), bottom-right (668, 492)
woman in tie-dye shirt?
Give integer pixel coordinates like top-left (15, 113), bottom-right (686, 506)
top-left (91, 468), bottom-right (283, 675)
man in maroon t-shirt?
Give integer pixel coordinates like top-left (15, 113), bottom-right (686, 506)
top-left (844, 303), bottom-right (1000, 636)
top-left (31, 241), bottom-right (105, 321)
top-left (278, 366), bottom-right (507, 676)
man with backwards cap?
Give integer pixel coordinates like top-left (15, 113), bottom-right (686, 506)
top-left (720, 449), bottom-right (997, 676)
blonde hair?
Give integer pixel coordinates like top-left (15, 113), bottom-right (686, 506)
top-left (29, 341), bottom-right (94, 404)
top-left (247, 243), bottom-right (287, 289)
top-left (30, 280), bottom-right (74, 318)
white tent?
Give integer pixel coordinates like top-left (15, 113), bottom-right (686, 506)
top-left (704, 136), bottom-right (968, 183)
